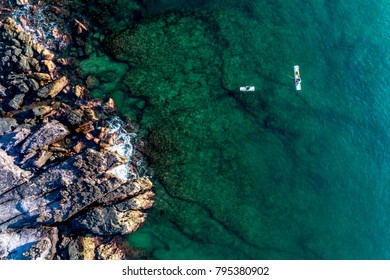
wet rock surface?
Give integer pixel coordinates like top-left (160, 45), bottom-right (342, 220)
top-left (0, 17), bottom-right (154, 259)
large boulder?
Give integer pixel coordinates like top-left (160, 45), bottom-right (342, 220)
top-left (0, 227), bottom-right (58, 260)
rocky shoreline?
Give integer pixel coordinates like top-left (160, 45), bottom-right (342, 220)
top-left (0, 16), bottom-right (154, 260)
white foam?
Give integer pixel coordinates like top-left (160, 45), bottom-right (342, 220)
top-left (9, 4), bottom-right (62, 46)
top-left (106, 117), bottom-right (144, 180)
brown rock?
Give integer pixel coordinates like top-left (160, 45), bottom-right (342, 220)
top-left (34, 150), bottom-right (53, 168)
top-left (41, 59), bottom-right (56, 74)
top-left (75, 121), bottom-right (94, 134)
top-left (29, 73), bottom-right (51, 82)
top-left (73, 141), bottom-right (83, 153)
top-left (41, 49), bottom-right (55, 60)
top-left (125, 191), bottom-right (155, 210)
top-left (85, 132), bottom-right (94, 140)
top-left (67, 236), bottom-right (97, 260)
top-left (84, 108), bottom-right (98, 122)
top-left (96, 236), bottom-right (127, 260)
top-left (37, 76), bottom-right (68, 98)
top-left (102, 98), bottom-right (116, 112)
top-left (31, 42), bottom-right (45, 54)
top-left (74, 85), bottom-right (85, 98)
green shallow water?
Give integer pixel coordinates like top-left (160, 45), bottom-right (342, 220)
top-left (86, 0), bottom-right (390, 259)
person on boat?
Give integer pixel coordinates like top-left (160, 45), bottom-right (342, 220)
top-left (245, 86), bottom-right (251, 91)
top-left (295, 78), bottom-right (301, 83)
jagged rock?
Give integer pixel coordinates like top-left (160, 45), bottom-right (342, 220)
top-left (23, 44), bottom-right (33, 58)
top-left (41, 49), bottom-right (55, 60)
top-left (32, 105), bottom-right (52, 117)
top-left (73, 141), bottom-right (84, 153)
top-left (37, 76), bottom-right (68, 98)
top-left (75, 121), bottom-right (94, 134)
top-left (70, 178), bottom-right (154, 235)
top-left (0, 84), bottom-right (7, 97)
top-left (29, 57), bottom-right (41, 71)
top-left (20, 120), bottom-right (69, 163)
top-left (67, 236), bottom-right (97, 260)
top-left (31, 42), bottom-right (44, 54)
top-left (25, 78), bottom-right (40, 91)
top-left (0, 149), bottom-right (128, 229)
top-left (65, 109), bottom-right (84, 127)
top-left (29, 72), bottom-right (51, 82)
top-left (12, 47), bottom-right (22, 56)
top-left (0, 227), bottom-right (57, 260)
top-left (74, 85), bottom-right (86, 98)
top-left (0, 148), bottom-right (31, 193)
top-left (17, 82), bottom-right (29, 93)
top-left (71, 206), bottom-right (148, 236)
top-left (41, 59), bottom-right (56, 74)
top-left (102, 97), bottom-right (117, 112)
top-left (11, 39), bottom-right (21, 47)
top-left (33, 150), bottom-right (53, 168)
top-left (8, 93), bottom-right (25, 110)
top-left (119, 191), bottom-right (155, 211)
top-left (84, 108), bottom-right (98, 122)
top-left (95, 236), bottom-right (129, 260)
top-left (0, 118), bottom-right (17, 135)
top-left (65, 235), bottom-right (132, 260)
top-left (0, 126), bottom-right (31, 152)
top-left (97, 177), bottom-right (153, 204)
top-left (17, 54), bottom-right (30, 72)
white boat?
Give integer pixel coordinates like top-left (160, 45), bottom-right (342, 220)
top-left (294, 65), bottom-right (301, 91)
top-left (240, 86), bottom-right (255, 92)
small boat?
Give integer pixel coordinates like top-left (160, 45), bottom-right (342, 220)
top-left (294, 65), bottom-right (301, 91)
top-left (240, 86), bottom-right (255, 92)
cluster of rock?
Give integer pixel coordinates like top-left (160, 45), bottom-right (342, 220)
top-left (0, 18), bottom-right (154, 259)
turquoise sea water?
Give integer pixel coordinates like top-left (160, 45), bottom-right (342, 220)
top-left (86, 0), bottom-right (390, 259)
